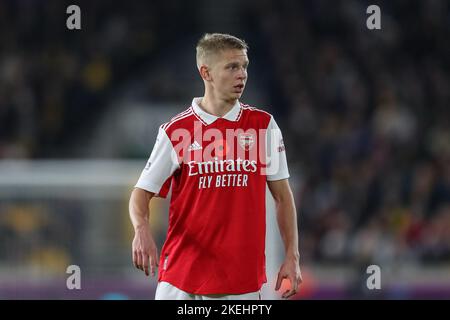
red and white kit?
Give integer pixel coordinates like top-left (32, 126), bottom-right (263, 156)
top-left (135, 97), bottom-right (289, 295)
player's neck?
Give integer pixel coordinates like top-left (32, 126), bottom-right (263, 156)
top-left (200, 94), bottom-right (236, 118)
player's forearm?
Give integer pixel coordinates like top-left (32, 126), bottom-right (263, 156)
top-left (275, 194), bottom-right (300, 259)
top-left (129, 188), bottom-right (154, 231)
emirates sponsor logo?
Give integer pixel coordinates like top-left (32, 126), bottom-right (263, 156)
top-left (187, 157), bottom-right (257, 176)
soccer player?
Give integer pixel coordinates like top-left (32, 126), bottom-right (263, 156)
top-left (129, 33), bottom-right (302, 300)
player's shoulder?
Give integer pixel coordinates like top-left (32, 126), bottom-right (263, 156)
top-left (160, 106), bottom-right (195, 132)
top-left (239, 102), bottom-right (273, 122)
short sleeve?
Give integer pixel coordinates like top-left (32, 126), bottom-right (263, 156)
top-left (265, 116), bottom-right (290, 181)
top-left (134, 126), bottom-right (180, 197)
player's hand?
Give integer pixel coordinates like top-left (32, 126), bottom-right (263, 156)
top-left (275, 254), bottom-right (302, 299)
top-left (132, 226), bottom-right (159, 277)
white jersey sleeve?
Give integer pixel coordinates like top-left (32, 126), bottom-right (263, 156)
top-left (265, 116), bottom-right (290, 181)
top-left (134, 126), bottom-right (180, 196)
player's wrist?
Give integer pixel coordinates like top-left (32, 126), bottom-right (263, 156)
top-left (285, 249), bottom-right (300, 261)
top-left (134, 223), bottom-right (150, 233)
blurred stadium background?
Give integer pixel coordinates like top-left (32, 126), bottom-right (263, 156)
top-left (1, 0), bottom-right (450, 299)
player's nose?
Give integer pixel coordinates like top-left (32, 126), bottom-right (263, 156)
top-left (237, 68), bottom-right (247, 80)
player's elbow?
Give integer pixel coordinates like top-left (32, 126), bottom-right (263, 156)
top-left (273, 193), bottom-right (293, 208)
top-left (130, 187), bottom-right (155, 207)
top-left (271, 187), bottom-right (295, 210)
top-left (270, 186), bottom-right (293, 205)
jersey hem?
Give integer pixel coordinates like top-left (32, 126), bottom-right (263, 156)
top-left (266, 174), bottom-right (290, 181)
top-left (134, 183), bottom-right (166, 198)
top-left (158, 277), bottom-right (265, 296)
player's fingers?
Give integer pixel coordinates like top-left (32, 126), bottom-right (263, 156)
top-left (282, 276), bottom-right (298, 299)
top-left (282, 288), bottom-right (296, 299)
top-left (292, 275), bottom-right (299, 293)
top-left (150, 256), bottom-right (156, 277)
top-left (275, 273), bottom-right (284, 291)
top-left (142, 253), bottom-right (150, 276)
top-left (136, 251), bottom-right (143, 271)
top-left (133, 250), bottom-right (139, 269)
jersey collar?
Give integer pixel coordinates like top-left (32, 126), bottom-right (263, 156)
top-left (191, 97), bottom-right (242, 125)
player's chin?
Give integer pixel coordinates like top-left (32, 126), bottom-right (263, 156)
top-left (231, 91), bottom-right (244, 99)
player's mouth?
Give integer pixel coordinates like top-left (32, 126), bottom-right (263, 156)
top-left (233, 84), bottom-right (245, 93)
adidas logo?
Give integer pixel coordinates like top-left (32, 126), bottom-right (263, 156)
top-left (188, 140), bottom-right (203, 151)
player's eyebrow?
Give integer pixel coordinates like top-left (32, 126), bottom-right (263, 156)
top-left (225, 60), bottom-right (250, 67)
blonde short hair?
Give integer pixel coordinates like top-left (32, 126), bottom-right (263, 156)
top-left (196, 33), bottom-right (248, 69)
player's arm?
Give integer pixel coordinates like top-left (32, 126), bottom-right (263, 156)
top-left (267, 178), bottom-right (302, 299)
top-left (129, 187), bottom-right (158, 277)
top-left (129, 125), bottom-right (180, 277)
top-left (265, 115), bottom-right (301, 298)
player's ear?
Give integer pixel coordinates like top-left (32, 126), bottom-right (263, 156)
top-left (199, 65), bottom-right (212, 81)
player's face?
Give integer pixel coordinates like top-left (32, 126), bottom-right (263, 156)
top-left (210, 49), bottom-right (249, 101)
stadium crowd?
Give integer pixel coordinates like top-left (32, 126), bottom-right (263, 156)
top-left (1, 0), bottom-right (449, 272)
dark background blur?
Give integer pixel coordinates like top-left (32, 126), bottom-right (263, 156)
top-left (1, 0), bottom-right (450, 299)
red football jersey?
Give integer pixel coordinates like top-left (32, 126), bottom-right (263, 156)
top-left (135, 97), bottom-right (289, 294)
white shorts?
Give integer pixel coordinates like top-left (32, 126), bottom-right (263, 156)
top-left (155, 281), bottom-right (261, 300)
